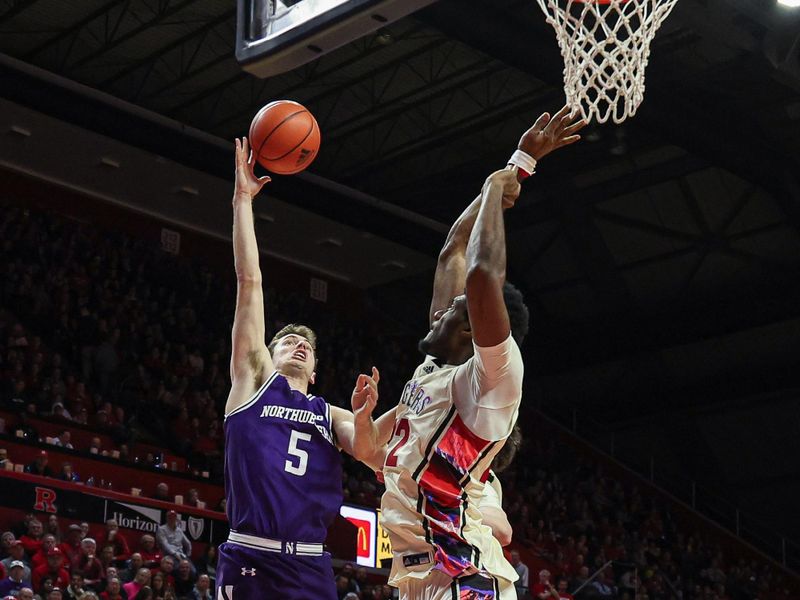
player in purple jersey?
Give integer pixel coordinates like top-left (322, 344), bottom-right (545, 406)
top-left (218, 138), bottom-right (395, 600)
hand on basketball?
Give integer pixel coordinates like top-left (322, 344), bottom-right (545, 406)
top-left (351, 367), bottom-right (380, 421)
top-left (519, 105), bottom-right (586, 161)
top-left (485, 169), bottom-right (521, 208)
top-left (234, 137), bottom-right (271, 201)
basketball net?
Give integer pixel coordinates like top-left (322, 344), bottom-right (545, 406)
top-left (536, 0), bottom-right (679, 124)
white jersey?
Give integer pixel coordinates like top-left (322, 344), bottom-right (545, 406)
top-left (380, 335), bottom-right (523, 586)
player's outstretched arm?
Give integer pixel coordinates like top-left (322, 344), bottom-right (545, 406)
top-left (227, 137), bottom-right (273, 415)
top-left (465, 107), bottom-right (585, 346)
top-left (429, 195), bottom-right (482, 327)
top-left (464, 169), bottom-right (518, 346)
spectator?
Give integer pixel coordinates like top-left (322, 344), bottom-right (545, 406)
top-left (32, 548), bottom-right (69, 592)
top-left (53, 430), bottom-right (73, 450)
top-left (155, 557), bottom-right (175, 587)
top-left (60, 526), bottom-right (83, 567)
top-left (339, 564), bottom-right (358, 596)
top-left (122, 570), bottom-right (150, 599)
top-left (132, 587), bottom-right (152, 600)
top-left (137, 538), bottom-right (160, 569)
top-left (590, 569), bottom-right (615, 598)
top-left (80, 525), bottom-right (90, 540)
top-left (98, 577), bottom-right (124, 600)
top-left (98, 521), bottom-right (130, 564)
top-left (58, 463), bottom-right (79, 483)
top-left (511, 550), bottom-right (530, 599)
top-left (95, 567), bottom-right (118, 596)
top-left (155, 513), bottom-right (190, 563)
top-left (20, 521), bottom-right (44, 556)
top-left (88, 438), bottom-right (102, 455)
top-left (2, 541), bottom-right (31, 581)
top-left (32, 536), bottom-right (58, 570)
top-left (193, 547), bottom-right (215, 588)
top-left (171, 560), bottom-right (194, 597)
top-left (185, 490), bottom-right (200, 509)
top-left (70, 539), bottom-right (103, 589)
top-left (99, 547), bottom-right (115, 573)
top-left (149, 571), bottom-right (172, 600)
top-left (188, 574), bottom-right (211, 600)
top-left (0, 449), bottom-right (8, 469)
top-left (17, 587), bottom-right (34, 600)
top-left (25, 452), bottom-right (53, 478)
top-left (47, 588), bottom-right (63, 600)
top-left (64, 573), bottom-right (84, 600)
top-left (556, 579), bottom-right (574, 600)
top-left (45, 517), bottom-right (62, 543)
top-left (532, 569), bottom-right (555, 600)
top-left (335, 575), bottom-right (350, 600)
top-left (151, 485), bottom-right (169, 503)
top-left (570, 566), bottom-right (590, 596)
top-left (120, 555), bottom-right (143, 583)
top-left (0, 533), bottom-right (14, 559)
top-left (0, 561), bottom-right (29, 596)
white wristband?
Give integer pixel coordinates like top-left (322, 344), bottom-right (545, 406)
top-left (507, 149), bottom-right (537, 178)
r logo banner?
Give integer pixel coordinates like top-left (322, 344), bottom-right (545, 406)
top-left (33, 487), bottom-right (57, 513)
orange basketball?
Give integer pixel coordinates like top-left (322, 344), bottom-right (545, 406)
top-left (248, 100), bottom-right (321, 175)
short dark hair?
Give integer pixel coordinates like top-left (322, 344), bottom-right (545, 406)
top-left (503, 282), bottom-right (529, 346)
top-left (267, 324), bottom-right (318, 355)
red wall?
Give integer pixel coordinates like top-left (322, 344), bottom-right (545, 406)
top-left (0, 438), bottom-right (223, 508)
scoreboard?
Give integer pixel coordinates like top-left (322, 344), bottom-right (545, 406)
top-left (236, 0), bottom-right (438, 77)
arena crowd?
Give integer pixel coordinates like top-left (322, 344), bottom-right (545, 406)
top-left (0, 204), bottom-right (795, 600)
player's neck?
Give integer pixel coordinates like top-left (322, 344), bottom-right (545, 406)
top-left (281, 372), bottom-right (309, 395)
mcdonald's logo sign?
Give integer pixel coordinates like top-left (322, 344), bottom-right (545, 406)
top-left (339, 504), bottom-right (377, 568)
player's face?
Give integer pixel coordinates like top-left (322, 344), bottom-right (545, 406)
top-left (419, 295), bottom-right (472, 361)
top-left (271, 334), bottom-right (316, 382)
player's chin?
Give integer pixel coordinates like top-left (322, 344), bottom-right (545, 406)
top-left (418, 335), bottom-right (433, 355)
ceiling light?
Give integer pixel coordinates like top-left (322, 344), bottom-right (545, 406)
top-left (778, 0), bottom-right (800, 7)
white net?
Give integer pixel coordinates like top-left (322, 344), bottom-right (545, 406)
top-left (536, 0), bottom-right (679, 124)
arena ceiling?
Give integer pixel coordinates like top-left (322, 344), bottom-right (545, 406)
top-left (1, 0), bottom-right (800, 414)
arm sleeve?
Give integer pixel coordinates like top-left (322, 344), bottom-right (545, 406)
top-left (451, 334), bottom-right (524, 441)
top-left (476, 472), bottom-right (503, 510)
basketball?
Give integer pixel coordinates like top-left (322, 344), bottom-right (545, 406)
top-left (248, 100), bottom-right (321, 175)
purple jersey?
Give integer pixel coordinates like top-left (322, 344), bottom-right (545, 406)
top-left (224, 371), bottom-right (343, 543)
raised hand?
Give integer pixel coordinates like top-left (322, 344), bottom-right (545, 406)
top-left (351, 367), bottom-right (380, 421)
top-left (519, 105), bottom-right (587, 161)
top-left (234, 137), bottom-right (271, 201)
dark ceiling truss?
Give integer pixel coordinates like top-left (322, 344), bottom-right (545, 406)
top-left (163, 21), bottom-right (432, 127)
top-left (26, 0), bottom-right (205, 77)
top-left (334, 86), bottom-right (558, 180)
top-left (0, 0), bottom-right (46, 24)
top-left (99, 8), bottom-right (236, 99)
top-left (22, 0), bottom-right (129, 69)
top-left (209, 32), bottom-right (450, 132)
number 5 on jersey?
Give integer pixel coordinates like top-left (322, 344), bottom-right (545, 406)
top-left (285, 430), bottom-right (311, 476)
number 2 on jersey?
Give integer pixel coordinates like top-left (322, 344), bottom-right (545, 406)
top-left (285, 430), bottom-right (311, 476)
top-left (386, 418), bottom-right (410, 467)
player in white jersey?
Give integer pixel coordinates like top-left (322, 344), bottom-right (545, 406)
top-left (353, 106), bottom-right (585, 600)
